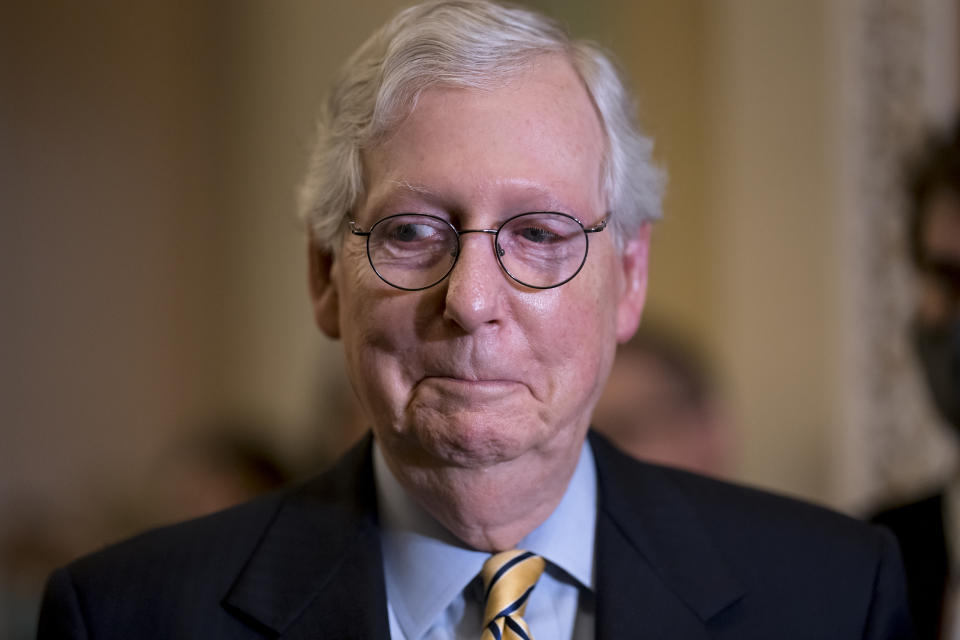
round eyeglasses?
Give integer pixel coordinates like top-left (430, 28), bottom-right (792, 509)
top-left (349, 212), bottom-right (609, 291)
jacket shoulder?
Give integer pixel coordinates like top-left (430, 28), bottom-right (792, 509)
top-left (591, 429), bottom-right (883, 548)
top-left (73, 489), bottom-right (283, 581)
top-left (38, 438), bottom-right (378, 639)
top-left (37, 491), bottom-right (287, 639)
top-left (589, 430), bottom-right (913, 638)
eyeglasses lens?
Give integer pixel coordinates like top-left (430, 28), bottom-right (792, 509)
top-left (497, 213), bottom-right (587, 288)
top-left (366, 212), bottom-right (588, 290)
top-left (367, 215), bottom-right (458, 290)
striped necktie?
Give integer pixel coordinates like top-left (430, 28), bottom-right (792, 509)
top-left (480, 550), bottom-right (546, 640)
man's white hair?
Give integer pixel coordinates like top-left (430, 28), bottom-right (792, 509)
top-left (299, 0), bottom-right (664, 253)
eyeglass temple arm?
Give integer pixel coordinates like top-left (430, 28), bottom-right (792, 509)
top-left (348, 220), bottom-right (371, 236)
top-left (584, 218), bottom-right (608, 234)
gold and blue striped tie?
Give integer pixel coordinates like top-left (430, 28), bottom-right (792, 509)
top-left (480, 550), bottom-right (546, 640)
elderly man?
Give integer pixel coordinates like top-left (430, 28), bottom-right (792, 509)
top-left (39, 1), bottom-right (912, 638)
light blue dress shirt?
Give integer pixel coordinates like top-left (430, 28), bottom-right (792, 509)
top-left (373, 440), bottom-right (597, 640)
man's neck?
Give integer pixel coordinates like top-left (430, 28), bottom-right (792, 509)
top-left (373, 438), bottom-right (598, 640)
top-left (377, 431), bottom-right (586, 551)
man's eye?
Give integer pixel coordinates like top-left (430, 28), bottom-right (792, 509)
top-left (387, 223), bottom-right (435, 242)
top-left (518, 226), bottom-right (560, 243)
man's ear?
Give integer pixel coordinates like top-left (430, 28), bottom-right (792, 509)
top-left (615, 222), bottom-right (652, 343)
top-left (308, 239), bottom-right (341, 339)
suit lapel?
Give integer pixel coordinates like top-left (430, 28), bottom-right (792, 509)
top-left (590, 432), bottom-right (745, 639)
top-left (223, 436), bottom-right (390, 639)
top-left (221, 431), bottom-right (746, 638)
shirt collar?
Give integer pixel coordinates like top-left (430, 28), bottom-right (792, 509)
top-left (518, 441), bottom-right (597, 590)
top-left (374, 439), bottom-right (598, 640)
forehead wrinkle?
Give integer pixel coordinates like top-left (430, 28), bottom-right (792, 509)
top-left (492, 177), bottom-right (599, 217)
top-left (392, 179), bottom-right (439, 198)
top-left (359, 177), bottom-right (447, 220)
top-left (446, 173), bottom-right (602, 216)
top-left (369, 179), bottom-right (443, 206)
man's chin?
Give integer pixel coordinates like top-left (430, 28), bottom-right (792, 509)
top-left (397, 409), bottom-right (548, 470)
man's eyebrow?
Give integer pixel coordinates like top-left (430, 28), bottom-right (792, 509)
top-left (379, 179), bottom-right (587, 217)
top-left (363, 180), bottom-right (444, 215)
top-left (389, 179), bottom-right (439, 198)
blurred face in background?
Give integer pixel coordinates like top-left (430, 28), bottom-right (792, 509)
top-left (593, 348), bottom-right (732, 478)
top-left (912, 187), bottom-right (960, 431)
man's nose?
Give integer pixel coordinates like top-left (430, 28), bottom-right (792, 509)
top-left (442, 232), bottom-right (506, 332)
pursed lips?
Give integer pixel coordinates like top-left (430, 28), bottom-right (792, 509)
top-left (418, 375), bottom-right (526, 397)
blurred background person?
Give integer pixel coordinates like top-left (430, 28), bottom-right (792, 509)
top-left (136, 421), bottom-right (291, 529)
top-left (0, 421), bottom-right (291, 640)
top-left (870, 122), bottom-right (960, 640)
top-left (1, 514), bottom-right (86, 640)
top-left (592, 324), bottom-right (735, 479)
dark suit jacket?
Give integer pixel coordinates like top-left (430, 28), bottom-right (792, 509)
top-left (38, 432), bottom-right (914, 639)
top-left (871, 492), bottom-right (949, 640)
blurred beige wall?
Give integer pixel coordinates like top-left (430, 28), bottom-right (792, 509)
top-left (701, 1), bottom-right (842, 503)
top-left (3, 4), bottom-right (230, 529)
top-left (2, 0), bottom-right (931, 556)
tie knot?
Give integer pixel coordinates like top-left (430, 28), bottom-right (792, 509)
top-left (481, 550), bottom-right (545, 640)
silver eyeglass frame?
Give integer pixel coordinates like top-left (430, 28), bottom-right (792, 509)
top-left (348, 211), bottom-right (609, 291)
